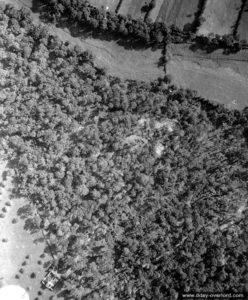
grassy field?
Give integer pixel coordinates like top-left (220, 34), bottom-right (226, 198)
top-left (168, 52), bottom-right (248, 110)
top-left (87, 0), bottom-right (120, 12)
top-left (238, 1), bottom-right (248, 40)
top-left (118, 0), bottom-right (147, 20)
top-left (149, 0), bottom-right (200, 30)
top-left (0, 159), bottom-right (57, 300)
top-left (198, 0), bottom-right (242, 36)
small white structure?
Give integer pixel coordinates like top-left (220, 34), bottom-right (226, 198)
top-left (42, 270), bottom-right (60, 291)
top-left (0, 285), bottom-right (29, 300)
top-left (41, 264), bottom-right (60, 291)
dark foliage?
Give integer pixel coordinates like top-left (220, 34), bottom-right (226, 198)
top-left (39, 0), bottom-right (248, 53)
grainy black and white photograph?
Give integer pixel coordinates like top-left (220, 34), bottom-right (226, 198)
top-left (0, 0), bottom-right (247, 299)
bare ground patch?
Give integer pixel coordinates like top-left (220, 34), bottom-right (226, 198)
top-left (153, 0), bottom-right (200, 30)
top-left (198, 0), bottom-right (242, 36)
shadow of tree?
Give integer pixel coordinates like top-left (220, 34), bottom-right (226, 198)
top-left (33, 237), bottom-right (45, 244)
top-left (24, 217), bottom-right (40, 233)
top-left (34, 1), bottom-right (160, 52)
top-left (43, 260), bottom-right (52, 269)
top-left (31, 0), bottom-right (44, 13)
top-left (56, 289), bottom-right (69, 299)
top-left (189, 40), bottom-right (242, 54)
top-left (44, 244), bottom-right (58, 258)
top-left (17, 204), bottom-right (33, 219)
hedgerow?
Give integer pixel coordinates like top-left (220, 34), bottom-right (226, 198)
top-left (39, 0), bottom-right (248, 53)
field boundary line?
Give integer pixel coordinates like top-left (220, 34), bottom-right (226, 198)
top-left (172, 52), bottom-right (248, 63)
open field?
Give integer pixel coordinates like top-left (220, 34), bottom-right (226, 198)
top-left (168, 55), bottom-right (248, 110)
top-left (238, 1), bottom-right (248, 40)
top-left (198, 0), bottom-right (242, 36)
top-left (76, 38), bottom-right (164, 80)
top-left (118, 0), bottom-right (147, 20)
top-left (87, 0), bottom-right (119, 12)
top-left (149, 0), bottom-right (200, 30)
top-left (0, 159), bottom-right (57, 300)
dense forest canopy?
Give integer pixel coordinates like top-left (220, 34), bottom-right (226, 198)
top-left (0, 4), bottom-right (248, 300)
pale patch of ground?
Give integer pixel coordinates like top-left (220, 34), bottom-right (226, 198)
top-left (0, 158), bottom-right (56, 300)
top-left (154, 119), bottom-right (176, 132)
top-left (138, 117), bottom-right (176, 132)
top-left (198, 0), bottom-right (242, 36)
top-left (124, 118), bottom-right (175, 156)
top-left (168, 56), bottom-right (248, 110)
top-left (0, 285), bottom-right (29, 300)
top-left (154, 142), bottom-right (164, 157)
top-left (148, 0), bottom-right (164, 22)
top-left (123, 135), bottom-right (148, 145)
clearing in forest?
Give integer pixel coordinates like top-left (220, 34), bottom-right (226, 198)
top-left (198, 0), bottom-right (242, 36)
top-left (237, 1), bottom-right (248, 41)
top-left (149, 0), bottom-right (200, 30)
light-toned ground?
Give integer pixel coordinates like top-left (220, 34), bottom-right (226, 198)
top-left (168, 43), bottom-right (248, 110)
top-left (148, 0), bottom-right (164, 22)
top-left (198, 0), bottom-right (242, 36)
top-left (87, 0), bottom-right (119, 11)
top-left (74, 38), bottom-right (164, 81)
top-left (53, 25), bottom-right (164, 81)
top-left (168, 55), bottom-right (248, 110)
top-left (238, 1), bottom-right (248, 41)
top-left (118, 0), bottom-right (147, 20)
top-left (0, 158), bottom-right (56, 300)
top-left (152, 0), bottom-right (200, 30)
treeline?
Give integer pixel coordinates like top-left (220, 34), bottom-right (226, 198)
top-left (39, 0), bottom-right (248, 52)
top-left (40, 0), bottom-right (192, 44)
top-left (1, 5), bottom-right (248, 300)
